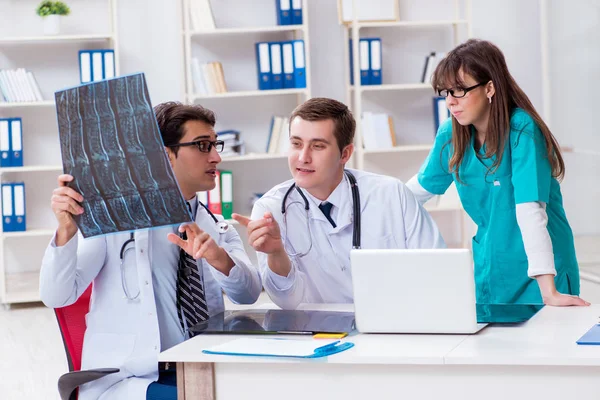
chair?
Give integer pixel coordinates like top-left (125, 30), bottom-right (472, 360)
top-left (54, 285), bottom-right (119, 400)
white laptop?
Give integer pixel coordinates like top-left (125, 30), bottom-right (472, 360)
top-left (350, 249), bottom-right (487, 334)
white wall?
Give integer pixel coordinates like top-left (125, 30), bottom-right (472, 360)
top-left (546, 0), bottom-right (600, 236)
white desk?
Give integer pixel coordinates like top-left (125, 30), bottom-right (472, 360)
top-left (159, 304), bottom-right (600, 400)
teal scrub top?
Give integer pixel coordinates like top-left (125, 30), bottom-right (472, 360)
top-left (418, 108), bottom-right (580, 304)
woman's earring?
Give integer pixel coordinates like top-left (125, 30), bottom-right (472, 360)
top-left (488, 96), bottom-right (492, 104)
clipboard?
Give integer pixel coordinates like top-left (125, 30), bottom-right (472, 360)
top-left (576, 324), bottom-right (600, 345)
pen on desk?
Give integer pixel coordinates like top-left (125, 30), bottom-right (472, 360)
top-left (277, 331), bottom-right (313, 335)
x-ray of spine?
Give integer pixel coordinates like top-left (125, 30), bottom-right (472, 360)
top-left (55, 73), bottom-right (191, 238)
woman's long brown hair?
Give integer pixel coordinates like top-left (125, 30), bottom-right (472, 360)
top-left (431, 39), bottom-right (565, 182)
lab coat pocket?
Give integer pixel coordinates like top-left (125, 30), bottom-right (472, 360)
top-left (82, 332), bottom-right (136, 370)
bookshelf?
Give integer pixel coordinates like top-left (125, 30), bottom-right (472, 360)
top-left (181, 0), bottom-right (312, 219)
top-left (0, 0), bottom-right (120, 306)
top-left (345, 0), bottom-right (473, 248)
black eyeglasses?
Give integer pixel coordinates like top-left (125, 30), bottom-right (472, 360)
top-left (437, 82), bottom-right (485, 98)
top-left (168, 139), bottom-right (224, 153)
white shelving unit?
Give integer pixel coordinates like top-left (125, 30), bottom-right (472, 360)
top-left (344, 0), bottom-right (473, 248)
top-left (181, 0), bottom-right (312, 218)
top-left (0, 0), bottom-right (120, 305)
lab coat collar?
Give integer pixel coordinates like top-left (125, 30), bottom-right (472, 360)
top-left (301, 175), bottom-right (352, 231)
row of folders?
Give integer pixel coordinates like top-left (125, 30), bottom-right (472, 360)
top-left (0, 118), bottom-right (23, 167)
top-left (79, 49), bottom-right (116, 84)
top-left (349, 38), bottom-right (382, 86)
top-left (256, 40), bottom-right (306, 90)
top-left (276, 0), bottom-right (303, 25)
top-left (197, 170), bottom-right (234, 220)
top-left (1, 182), bottom-right (26, 232)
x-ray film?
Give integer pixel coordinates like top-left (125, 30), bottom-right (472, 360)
top-left (55, 73), bottom-right (191, 238)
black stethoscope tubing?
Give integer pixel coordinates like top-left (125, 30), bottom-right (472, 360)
top-left (281, 170), bottom-right (361, 249)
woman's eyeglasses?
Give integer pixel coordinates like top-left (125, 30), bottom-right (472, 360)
top-left (168, 139), bottom-right (225, 153)
top-left (437, 82), bottom-right (485, 98)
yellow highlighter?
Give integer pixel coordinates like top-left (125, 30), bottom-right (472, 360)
top-left (313, 332), bottom-right (348, 339)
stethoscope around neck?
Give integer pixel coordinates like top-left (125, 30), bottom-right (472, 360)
top-left (119, 201), bottom-right (229, 301)
top-left (281, 170), bottom-right (361, 258)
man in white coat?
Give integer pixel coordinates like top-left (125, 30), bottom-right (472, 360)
top-left (233, 97), bottom-right (445, 310)
top-left (40, 102), bottom-right (262, 400)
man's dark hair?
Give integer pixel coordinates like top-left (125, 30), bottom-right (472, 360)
top-left (154, 102), bottom-right (216, 155)
top-left (289, 97), bottom-right (355, 153)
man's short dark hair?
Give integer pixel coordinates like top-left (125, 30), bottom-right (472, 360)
top-left (289, 97), bottom-right (355, 152)
top-left (154, 102), bottom-right (216, 155)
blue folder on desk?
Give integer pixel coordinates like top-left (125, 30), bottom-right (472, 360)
top-left (202, 338), bottom-right (354, 359)
top-left (577, 324), bottom-right (600, 345)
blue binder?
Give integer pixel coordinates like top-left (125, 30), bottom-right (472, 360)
top-left (255, 42), bottom-right (272, 90)
top-left (359, 39), bottom-right (370, 86)
top-left (202, 338), bottom-right (355, 359)
top-left (369, 38), bottom-right (382, 85)
top-left (78, 50), bottom-right (92, 83)
top-left (10, 118), bottom-right (23, 167)
top-left (291, 0), bottom-right (303, 25)
top-left (270, 42), bottom-right (284, 90)
top-left (292, 40), bottom-right (306, 88)
top-left (282, 41), bottom-right (295, 89)
top-left (12, 182), bottom-right (25, 231)
top-left (0, 119), bottom-right (11, 167)
top-left (276, 0), bottom-right (292, 25)
top-left (1, 183), bottom-right (13, 231)
top-left (103, 50), bottom-right (116, 79)
top-left (433, 96), bottom-right (450, 134)
top-left (577, 324), bottom-right (600, 345)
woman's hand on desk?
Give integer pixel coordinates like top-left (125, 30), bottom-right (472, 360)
top-left (536, 274), bottom-right (590, 306)
top-left (51, 174), bottom-right (82, 246)
top-left (168, 223), bottom-right (234, 276)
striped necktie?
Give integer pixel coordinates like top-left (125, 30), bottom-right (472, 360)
top-left (176, 202), bottom-right (209, 334)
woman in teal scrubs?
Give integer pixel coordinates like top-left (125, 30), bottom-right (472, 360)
top-left (407, 39), bottom-right (589, 306)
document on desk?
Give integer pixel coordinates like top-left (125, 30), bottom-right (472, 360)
top-left (576, 324), bottom-right (600, 345)
top-left (55, 73), bottom-right (190, 238)
top-left (202, 338), bottom-right (354, 359)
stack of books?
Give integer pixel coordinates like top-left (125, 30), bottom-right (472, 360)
top-left (191, 59), bottom-right (228, 95)
top-left (217, 130), bottom-right (245, 158)
top-left (361, 112), bottom-right (396, 150)
top-left (0, 69), bottom-right (43, 103)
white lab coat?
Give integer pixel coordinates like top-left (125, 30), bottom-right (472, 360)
top-left (251, 168), bottom-right (445, 310)
top-left (39, 210), bottom-right (261, 400)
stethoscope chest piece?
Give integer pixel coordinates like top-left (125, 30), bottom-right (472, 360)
top-left (217, 221), bottom-right (230, 233)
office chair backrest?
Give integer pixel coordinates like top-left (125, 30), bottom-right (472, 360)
top-left (54, 285), bottom-right (92, 372)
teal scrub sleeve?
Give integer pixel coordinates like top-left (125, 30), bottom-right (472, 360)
top-left (417, 118), bottom-right (453, 195)
top-left (509, 111), bottom-right (552, 204)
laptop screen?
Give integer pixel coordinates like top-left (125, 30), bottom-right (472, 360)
top-left (190, 309), bottom-right (356, 335)
top-left (476, 303), bottom-right (544, 324)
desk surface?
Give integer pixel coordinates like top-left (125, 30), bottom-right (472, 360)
top-left (159, 304), bottom-right (600, 367)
